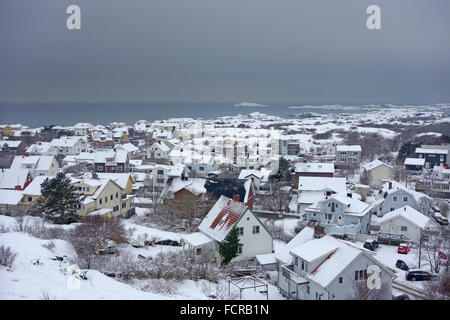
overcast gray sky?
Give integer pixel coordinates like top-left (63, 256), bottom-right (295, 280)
top-left (1, 0), bottom-right (449, 105)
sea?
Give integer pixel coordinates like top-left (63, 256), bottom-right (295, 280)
top-left (0, 102), bottom-right (448, 128)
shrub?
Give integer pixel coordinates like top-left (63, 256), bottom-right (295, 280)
top-left (0, 245), bottom-right (17, 268)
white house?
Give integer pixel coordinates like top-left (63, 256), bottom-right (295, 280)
top-left (296, 177), bottom-right (347, 214)
top-left (73, 122), bottom-right (94, 136)
top-left (194, 195), bottom-right (273, 261)
top-left (48, 136), bottom-right (87, 156)
top-left (9, 155), bottom-right (59, 178)
top-left (336, 145), bottom-right (362, 167)
top-left (147, 141), bottom-right (171, 160)
top-left (375, 206), bottom-right (433, 243)
top-left (277, 226), bottom-right (395, 300)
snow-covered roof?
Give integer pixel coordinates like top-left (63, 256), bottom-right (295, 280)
top-left (255, 253), bottom-right (277, 265)
top-left (10, 155), bottom-right (56, 172)
top-left (169, 177), bottom-right (206, 196)
top-left (50, 136), bottom-right (82, 147)
top-left (298, 177), bottom-right (346, 194)
top-left (404, 158), bottom-right (425, 166)
top-left (116, 143), bottom-right (139, 153)
top-left (0, 140), bottom-right (22, 148)
top-left (0, 169), bottom-right (29, 189)
top-left (415, 147), bottom-right (448, 155)
top-left (93, 173), bottom-right (132, 190)
top-left (238, 169), bottom-right (263, 180)
top-left (182, 232), bottom-right (215, 247)
top-left (22, 176), bottom-right (51, 196)
top-left (0, 189), bottom-right (23, 205)
top-left (198, 195), bottom-right (248, 242)
top-left (378, 180), bottom-right (427, 202)
top-left (295, 163), bottom-right (334, 174)
top-left (377, 206), bottom-right (430, 229)
top-left (336, 145), bottom-right (361, 152)
top-left (363, 160), bottom-right (392, 171)
top-left (286, 227), bottom-right (384, 288)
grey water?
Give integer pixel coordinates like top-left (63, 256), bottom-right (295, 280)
top-left (0, 102), bottom-right (446, 128)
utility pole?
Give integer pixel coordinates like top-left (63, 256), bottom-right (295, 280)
top-left (418, 228), bottom-right (423, 269)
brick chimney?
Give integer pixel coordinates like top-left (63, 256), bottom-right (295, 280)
top-left (445, 163), bottom-right (449, 169)
top-left (313, 225), bottom-right (325, 239)
top-left (388, 182), bottom-right (392, 190)
top-left (233, 194), bottom-right (240, 202)
top-left (404, 207), bottom-right (406, 211)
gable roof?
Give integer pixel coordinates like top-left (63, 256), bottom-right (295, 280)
top-left (287, 227), bottom-right (395, 289)
top-left (298, 177), bottom-right (346, 194)
top-left (377, 205), bottom-right (430, 229)
top-left (198, 195), bottom-right (248, 242)
top-left (295, 163), bottom-right (334, 174)
top-left (0, 189), bottom-right (23, 205)
top-left (0, 169), bottom-right (30, 189)
top-left (363, 159), bottom-right (393, 171)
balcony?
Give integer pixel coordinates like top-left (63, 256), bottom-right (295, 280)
top-left (281, 265), bottom-right (308, 284)
top-left (324, 223), bottom-right (361, 236)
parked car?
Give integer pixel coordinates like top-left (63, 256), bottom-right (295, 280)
top-left (363, 239), bottom-right (379, 251)
top-left (397, 243), bottom-right (411, 254)
top-left (433, 215), bottom-right (449, 226)
top-left (395, 259), bottom-right (409, 271)
top-left (392, 294), bottom-right (410, 300)
top-left (405, 269), bottom-right (437, 281)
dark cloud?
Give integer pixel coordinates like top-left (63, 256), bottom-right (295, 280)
top-left (0, 0), bottom-right (449, 104)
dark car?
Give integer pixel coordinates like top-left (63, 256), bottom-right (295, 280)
top-left (392, 294), bottom-right (411, 300)
top-left (395, 259), bottom-right (409, 271)
top-left (363, 239), bottom-right (379, 251)
top-left (433, 215), bottom-right (449, 226)
top-left (405, 269), bottom-right (437, 281)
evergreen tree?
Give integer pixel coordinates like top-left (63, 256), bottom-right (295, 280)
top-left (37, 172), bottom-right (81, 223)
top-left (397, 141), bottom-right (421, 160)
top-left (218, 228), bottom-right (240, 265)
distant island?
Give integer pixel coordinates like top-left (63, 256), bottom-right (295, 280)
top-left (233, 102), bottom-right (268, 107)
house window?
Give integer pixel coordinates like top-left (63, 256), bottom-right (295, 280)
top-left (110, 195), bottom-right (113, 200)
top-left (301, 260), bottom-right (305, 271)
top-left (403, 197), bottom-right (408, 202)
top-left (393, 196), bottom-right (397, 202)
top-left (306, 285), bottom-right (310, 294)
top-left (401, 226), bottom-right (407, 231)
top-left (122, 202), bottom-right (126, 209)
top-left (99, 199), bottom-right (102, 204)
top-left (252, 226), bottom-right (260, 234)
top-left (390, 207), bottom-right (395, 211)
top-left (294, 257), bottom-right (298, 266)
top-left (238, 244), bottom-right (243, 254)
top-left (27, 196), bottom-right (32, 202)
top-left (237, 227), bottom-right (244, 236)
top-left (116, 192), bottom-right (119, 198)
top-left (105, 197), bottom-right (108, 203)
top-left (339, 277), bottom-right (343, 284)
top-left (196, 248), bottom-right (202, 255)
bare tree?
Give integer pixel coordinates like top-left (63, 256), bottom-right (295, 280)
top-left (421, 227), bottom-right (450, 274)
top-left (69, 216), bottom-right (127, 268)
top-left (349, 280), bottom-right (391, 300)
top-left (439, 201), bottom-right (449, 218)
top-left (417, 197), bottom-right (434, 216)
top-left (423, 273), bottom-right (450, 300)
top-left (0, 245), bottom-right (17, 268)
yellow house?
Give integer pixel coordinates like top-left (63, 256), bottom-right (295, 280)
top-left (1, 124), bottom-right (22, 137)
top-left (91, 173), bottom-right (134, 194)
top-left (0, 190), bottom-right (23, 213)
top-left (74, 178), bottom-right (135, 218)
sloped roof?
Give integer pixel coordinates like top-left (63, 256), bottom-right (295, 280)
top-left (198, 195), bottom-right (248, 242)
top-left (298, 177), bottom-right (346, 194)
top-left (377, 205), bottom-right (430, 229)
top-left (295, 163), bottom-right (334, 174)
top-left (404, 158), bottom-right (425, 166)
top-left (0, 169), bottom-right (29, 189)
top-left (363, 159), bottom-right (393, 171)
top-left (0, 189), bottom-right (23, 205)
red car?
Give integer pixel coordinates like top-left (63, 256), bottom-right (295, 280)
top-left (398, 243), bottom-right (411, 254)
